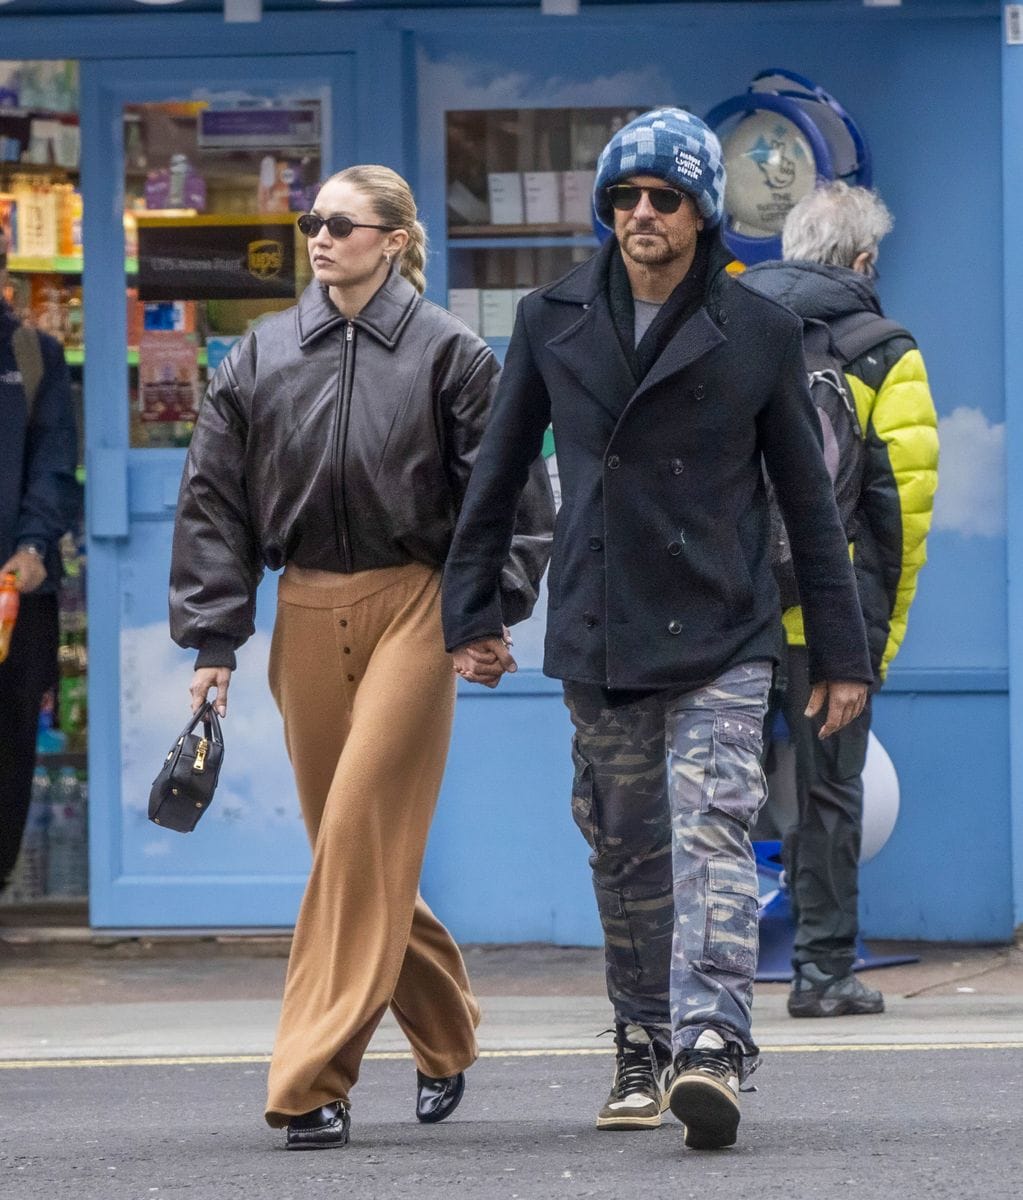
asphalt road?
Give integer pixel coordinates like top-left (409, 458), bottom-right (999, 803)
top-left (2, 1047), bottom-right (1020, 1200)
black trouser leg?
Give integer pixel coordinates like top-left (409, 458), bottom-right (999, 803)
top-left (779, 645), bottom-right (871, 978)
top-left (0, 593), bottom-right (59, 889)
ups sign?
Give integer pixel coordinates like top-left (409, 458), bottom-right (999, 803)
top-left (138, 217), bottom-right (297, 301)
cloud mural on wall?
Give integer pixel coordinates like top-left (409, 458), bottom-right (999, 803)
top-left (119, 623), bottom-right (308, 873)
top-left (422, 52), bottom-right (675, 109)
top-left (932, 406), bottom-right (1006, 538)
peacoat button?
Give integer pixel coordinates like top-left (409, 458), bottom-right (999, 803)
top-left (607, 454), bottom-right (620, 470)
top-left (589, 537), bottom-right (603, 551)
top-left (583, 613), bottom-right (599, 628)
top-left (667, 619), bottom-right (682, 635)
top-left (692, 384), bottom-right (706, 400)
top-left (667, 541), bottom-right (683, 556)
top-left (670, 458), bottom-right (684, 475)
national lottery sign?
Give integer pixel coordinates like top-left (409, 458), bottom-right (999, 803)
top-left (136, 214), bottom-right (297, 301)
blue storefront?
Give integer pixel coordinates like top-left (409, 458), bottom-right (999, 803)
top-left (1, 0), bottom-right (1020, 944)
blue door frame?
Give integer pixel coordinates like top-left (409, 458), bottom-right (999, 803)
top-left (82, 55), bottom-right (355, 928)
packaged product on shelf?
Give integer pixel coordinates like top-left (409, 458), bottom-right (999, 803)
top-left (447, 289), bottom-right (481, 335)
top-left (0, 61), bottom-right (20, 108)
top-left (487, 173), bottom-right (524, 225)
top-left (46, 767), bottom-right (88, 898)
top-left (15, 183), bottom-right (59, 258)
top-left (0, 195), bottom-right (16, 246)
top-left (523, 172), bottom-right (560, 226)
top-left (560, 170), bottom-right (597, 228)
top-left (17, 60), bottom-right (78, 114)
top-left (481, 288), bottom-right (516, 339)
top-left (145, 155), bottom-right (207, 212)
top-left (58, 675), bottom-right (87, 754)
top-left (24, 117), bottom-right (65, 166)
top-left (257, 156), bottom-right (313, 214)
top-left (36, 697), bottom-right (67, 755)
top-left (4, 769), bottom-right (50, 902)
top-left (65, 288), bottom-right (83, 350)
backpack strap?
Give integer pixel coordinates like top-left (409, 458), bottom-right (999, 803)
top-left (827, 310), bottom-right (911, 366)
top-left (12, 324), bottom-right (44, 417)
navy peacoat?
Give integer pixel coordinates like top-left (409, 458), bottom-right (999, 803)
top-left (442, 237), bottom-right (871, 691)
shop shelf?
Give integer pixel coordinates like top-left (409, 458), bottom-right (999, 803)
top-left (8, 254), bottom-right (83, 274)
top-left (449, 235), bottom-right (599, 250)
top-left (450, 224), bottom-right (595, 241)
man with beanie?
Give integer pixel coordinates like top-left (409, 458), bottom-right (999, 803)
top-left (0, 230), bottom-right (79, 892)
top-left (442, 109), bottom-right (871, 1151)
top-left (743, 183), bottom-right (939, 1018)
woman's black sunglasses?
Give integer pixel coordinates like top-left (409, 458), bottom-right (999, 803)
top-left (297, 213), bottom-right (396, 239)
top-left (606, 184), bottom-right (688, 215)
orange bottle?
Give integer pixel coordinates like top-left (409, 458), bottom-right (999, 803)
top-left (0, 571), bottom-right (20, 665)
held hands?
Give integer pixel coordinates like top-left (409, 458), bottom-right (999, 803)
top-left (190, 667), bottom-right (232, 717)
top-left (805, 680), bottom-right (868, 739)
top-left (0, 549), bottom-right (46, 594)
top-left (451, 627), bottom-right (517, 689)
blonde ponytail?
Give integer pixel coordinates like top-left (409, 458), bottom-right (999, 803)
top-left (326, 165), bottom-right (428, 294)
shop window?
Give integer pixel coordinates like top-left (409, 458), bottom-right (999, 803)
top-left (444, 107), bottom-right (644, 341)
top-left (123, 96), bottom-right (321, 449)
top-left (0, 61), bottom-right (89, 910)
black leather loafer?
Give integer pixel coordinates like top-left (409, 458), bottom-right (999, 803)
top-left (285, 1101), bottom-right (351, 1150)
top-left (415, 1070), bottom-right (465, 1124)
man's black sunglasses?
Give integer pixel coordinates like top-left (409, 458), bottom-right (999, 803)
top-left (606, 184), bottom-right (689, 215)
top-left (297, 213), bottom-right (397, 239)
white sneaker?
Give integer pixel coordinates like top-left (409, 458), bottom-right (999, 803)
top-left (667, 1028), bottom-right (741, 1149)
top-left (596, 1023), bottom-right (674, 1130)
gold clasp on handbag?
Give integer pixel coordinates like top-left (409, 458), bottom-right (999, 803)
top-left (193, 737), bottom-right (209, 773)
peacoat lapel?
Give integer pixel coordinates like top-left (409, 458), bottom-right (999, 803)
top-left (542, 242), bottom-right (638, 425)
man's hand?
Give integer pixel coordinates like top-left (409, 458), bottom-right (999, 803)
top-left (1, 549), bottom-right (46, 594)
top-left (452, 629), bottom-right (517, 689)
top-left (190, 667), bottom-right (232, 717)
top-left (805, 680), bottom-right (868, 739)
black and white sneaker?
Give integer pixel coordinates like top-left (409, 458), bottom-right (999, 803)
top-left (596, 1022), bottom-right (673, 1130)
top-left (667, 1029), bottom-right (741, 1149)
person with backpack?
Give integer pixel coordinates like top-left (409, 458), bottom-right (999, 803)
top-left (0, 230), bottom-right (80, 893)
top-left (743, 182), bottom-right (939, 1018)
top-left (442, 110), bottom-right (872, 1152)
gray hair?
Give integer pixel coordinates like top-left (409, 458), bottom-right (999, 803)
top-left (781, 181), bottom-right (893, 267)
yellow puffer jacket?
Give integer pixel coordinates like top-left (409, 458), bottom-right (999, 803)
top-left (742, 261), bottom-right (939, 682)
top-left (781, 334), bottom-right (939, 680)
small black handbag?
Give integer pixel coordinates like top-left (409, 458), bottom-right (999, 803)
top-left (148, 702), bottom-right (225, 833)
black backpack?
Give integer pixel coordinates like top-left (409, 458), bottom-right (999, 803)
top-left (767, 310), bottom-right (908, 608)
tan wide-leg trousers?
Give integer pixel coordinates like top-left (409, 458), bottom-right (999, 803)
top-left (264, 562), bottom-right (480, 1127)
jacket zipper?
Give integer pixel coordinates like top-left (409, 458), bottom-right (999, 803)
top-left (330, 321), bottom-right (356, 572)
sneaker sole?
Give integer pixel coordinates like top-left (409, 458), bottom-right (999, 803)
top-left (668, 1076), bottom-right (739, 1150)
top-left (788, 997), bottom-right (885, 1018)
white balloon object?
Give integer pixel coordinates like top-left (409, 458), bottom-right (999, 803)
top-left (860, 730), bottom-right (900, 863)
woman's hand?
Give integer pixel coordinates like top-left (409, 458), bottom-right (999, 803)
top-left (451, 633), bottom-right (517, 689)
top-left (190, 667), bottom-right (232, 717)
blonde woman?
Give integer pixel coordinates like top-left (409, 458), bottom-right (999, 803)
top-left (170, 166), bottom-right (553, 1148)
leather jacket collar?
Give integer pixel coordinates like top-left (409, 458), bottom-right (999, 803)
top-left (297, 266), bottom-right (421, 350)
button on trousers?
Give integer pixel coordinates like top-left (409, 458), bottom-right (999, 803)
top-left (264, 562), bottom-right (480, 1127)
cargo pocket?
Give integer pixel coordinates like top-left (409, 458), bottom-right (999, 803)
top-left (703, 858), bottom-right (760, 979)
top-left (701, 711), bottom-right (766, 824)
top-left (570, 737), bottom-right (601, 852)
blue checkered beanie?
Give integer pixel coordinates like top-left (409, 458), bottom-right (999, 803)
top-left (593, 108), bottom-right (725, 230)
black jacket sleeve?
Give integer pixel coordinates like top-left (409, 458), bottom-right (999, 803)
top-left (16, 333), bottom-right (79, 569)
top-left (169, 338), bottom-right (263, 670)
top-left (758, 327), bottom-right (872, 685)
top-left (442, 301), bottom-right (554, 649)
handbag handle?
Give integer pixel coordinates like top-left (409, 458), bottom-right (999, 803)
top-left (184, 700), bottom-right (223, 745)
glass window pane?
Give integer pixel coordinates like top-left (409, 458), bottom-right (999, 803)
top-left (124, 95), bottom-right (321, 448)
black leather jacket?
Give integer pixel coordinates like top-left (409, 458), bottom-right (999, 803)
top-left (170, 270), bottom-right (554, 667)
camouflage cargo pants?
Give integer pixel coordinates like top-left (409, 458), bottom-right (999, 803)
top-left (564, 661), bottom-right (772, 1069)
